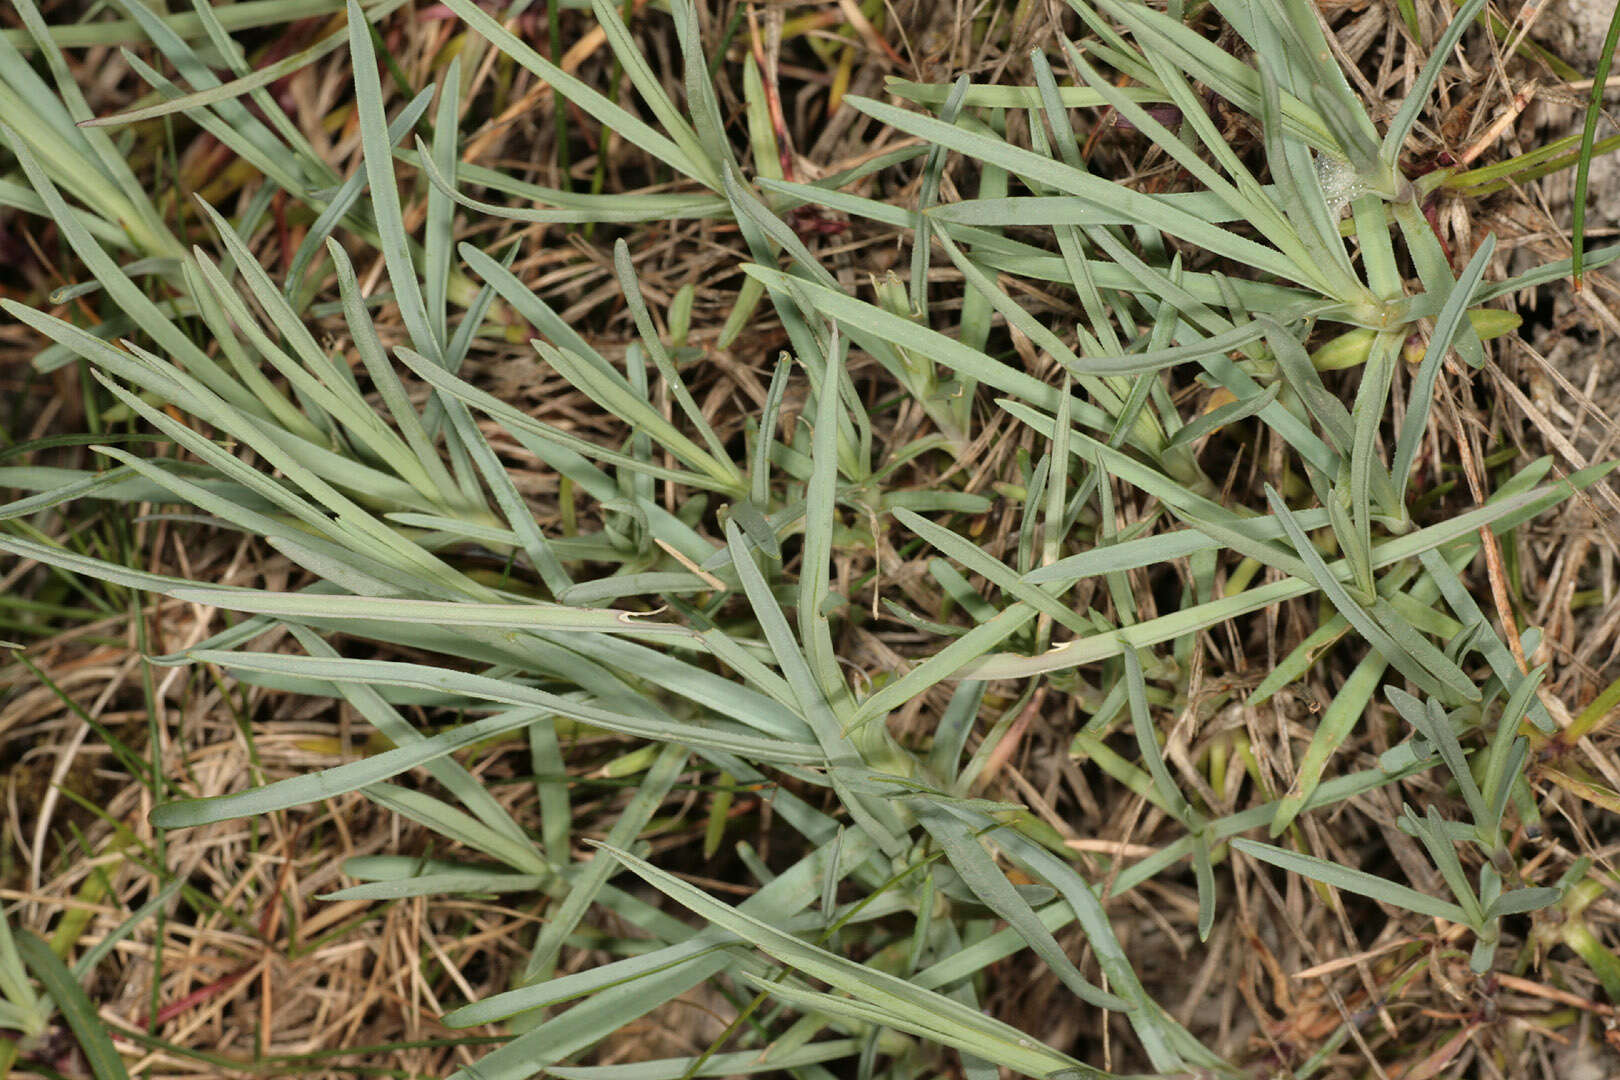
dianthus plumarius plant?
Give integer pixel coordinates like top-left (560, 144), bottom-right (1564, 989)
top-left (2, 0), bottom-right (1619, 1076)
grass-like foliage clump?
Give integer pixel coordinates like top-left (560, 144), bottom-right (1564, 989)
top-left (3, 0), bottom-right (1620, 1076)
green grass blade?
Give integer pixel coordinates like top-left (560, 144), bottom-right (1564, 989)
top-left (589, 0), bottom-right (714, 185)
top-left (1381, 0), bottom-right (1490, 163)
top-left (16, 931), bottom-right (130, 1080)
top-left (425, 56), bottom-right (461, 348)
top-left (184, 650), bottom-right (825, 764)
top-left (896, 508), bottom-right (1090, 635)
top-left (1485, 887), bottom-right (1561, 920)
top-left (1123, 649), bottom-right (1194, 824)
top-left (433, 0), bottom-right (706, 184)
top-left (393, 346), bottom-right (739, 494)
top-left (910, 75), bottom-right (970, 312)
top-left (594, 842), bottom-right (1096, 1078)
top-left (441, 397), bottom-right (576, 597)
top-left (671, 0), bottom-right (735, 182)
top-left (1386, 689), bottom-right (1489, 823)
top-left (914, 804), bottom-right (1127, 1010)
top-left (83, 29), bottom-right (345, 128)
top-left (527, 743), bottom-right (689, 978)
top-left (1271, 648), bottom-right (1385, 836)
top-left (848, 95), bottom-right (1305, 282)
top-left (612, 239), bottom-right (734, 466)
top-left (363, 783), bottom-right (547, 873)
top-left (1264, 484), bottom-right (1479, 702)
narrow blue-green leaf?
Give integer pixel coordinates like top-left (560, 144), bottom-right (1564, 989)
top-left (1404, 805), bottom-right (1484, 924)
top-left (846, 94), bottom-right (1306, 282)
top-left (1192, 836), bottom-right (1216, 942)
top-left (1080, 0), bottom-right (1337, 150)
top-left (1166, 383), bottom-right (1280, 450)
top-left (446, 830), bottom-right (871, 1029)
top-left (914, 804), bottom-right (1128, 1010)
top-left (284, 625), bottom-right (538, 851)
top-left (434, 0), bottom-right (705, 183)
top-left (1123, 649), bottom-right (1193, 824)
top-left (393, 346), bottom-right (737, 494)
top-left (1387, 689), bottom-right (1488, 823)
top-left (589, 0), bottom-right (713, 185)
top-left (425, 56), bottom-right (461, 348)
top-left (910, 75), bottom-right (970, 311)
top-left (151, 706), bottom-right (554, 828)
top-left (346, 0), bottom-right (440, 363)
top-left (1393, 199), bottom-right (1484, 367)
top-left (851, 603), bottom-right (1037, 725)
top-left (800, 345), bottom-right (845, 699)
top-left (671, 0), bottom-right (734, 182)
top-left (1417, 548), bottom-right (1558, 733)
top-left (1264, 484), bottom-right (1479, 702)
top-left (1347, 333), bottom-right (1398, 582)
top-left (528, 743), bottom-right (688, 977)
top-left (1271, 645), bottom-right (1385, 836)
top-left (364, 783), bottom-right (545, 873)
top-left (1231, 838), bottom-right (1469, 922)
top-left (1485, 887), bottom-right (1561, 920)
top-left (1392, 235), bottom-right (1496, 502)
top-left (612, 239), bottom-right (735, 467)
top-left (968, 468), bottom-right (1586, 678)
top-left (286, 95), bottom-right (435, 302)
top-left (326, 237), bottom-right (463, 503)
top-left (1481, 664), bottom-right (1545, 828)
top-left (1265, 322), bottom-right (1353, 453)
top-left (897, 508), bottom-right (1090, 634)
top-left (546, 1041), bottom-right (863, 1080)
top-left (1381, 0), bottom-right (1491, 162)
top-left (185, 650), bottom-right (825, 765)
top-left (442, 396), bottom-right (576, 597)
top-left (0, 138), bottom-right (253, 414)
top-left (323, 870), bottom-right (548, 901)
top-left (593, 841), bottom-right (1090, 1077)
top-left (83, 28), bottom-right (345, 127)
